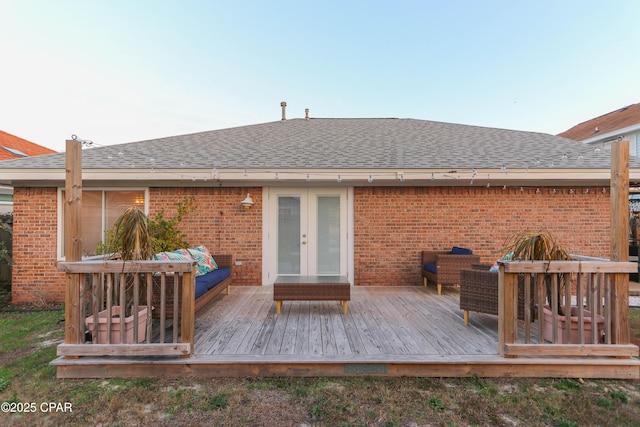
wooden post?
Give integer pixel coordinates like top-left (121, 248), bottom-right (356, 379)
top-left (64, 139), bottom-right (83, 345)
top-left (610, 139), bottom-right (630, 345)
top-left (180, 266), bottom-right (196, 357)
top-left (611, 139), bottom-right (629, 261)
top-left (498, 264), bottom-right (518, 356)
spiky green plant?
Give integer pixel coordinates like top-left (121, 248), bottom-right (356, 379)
top-left (503, 230), bottom-right (572, 315)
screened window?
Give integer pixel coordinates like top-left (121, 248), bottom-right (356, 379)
top-left (60, 189), bottom-right (146, 257)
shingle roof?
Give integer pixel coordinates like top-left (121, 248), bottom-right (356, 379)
top-left (557, 103), bottom-right (640, 141)
top-left (0, 118), bottom-right (637, 170)
top-left (0, 130), bottom-right (57, 160)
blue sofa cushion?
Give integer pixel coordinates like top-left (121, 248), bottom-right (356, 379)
top-left (451, 246), bottom-right (473, 255)
top-left (194, 267), bottom-right (231, 299)
top-left (423, 263), bottom-right (437, 274)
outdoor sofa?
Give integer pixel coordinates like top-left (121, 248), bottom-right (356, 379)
top-left (152, 250), bottom-right (232, 319)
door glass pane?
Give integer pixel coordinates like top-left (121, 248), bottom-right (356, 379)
top-left (278, 195), bottom-right (300, 274)
top-left (316, 196), bottom-right (340, 274)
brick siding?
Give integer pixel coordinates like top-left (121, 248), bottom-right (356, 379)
top-left (353, 186), bottom-right (611, 287)
top-left (148, 187), bottom-right (262, 288)
top-left (11, 187), bottom-right (63, 303)
top-left (11, 185), bottom-right (611, 303)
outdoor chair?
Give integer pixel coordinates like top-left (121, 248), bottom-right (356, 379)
top-left (459, 264), bottom-right (534, 326)
top-left (421, 248), bottom-right (480, 295)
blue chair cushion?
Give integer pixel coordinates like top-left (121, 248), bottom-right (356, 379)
top-left (451, 246), bottom-right (473, 255)
top-left (194, 267), bottom-right (231, 299)
top-left (423, 263), bottom-right (437, 274)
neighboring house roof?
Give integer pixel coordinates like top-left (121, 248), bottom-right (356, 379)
top-left (557, 103), bottom-right (640, 142)
top-left (0, 118), bottom-right (637, 186)
top-left (0, 130), bottom-right (57, 160)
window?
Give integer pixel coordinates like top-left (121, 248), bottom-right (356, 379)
top-left (60, 189), bottom-right (147, 257)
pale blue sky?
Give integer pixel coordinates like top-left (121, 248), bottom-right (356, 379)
top-left (2, 0), bottom-right (639, 152)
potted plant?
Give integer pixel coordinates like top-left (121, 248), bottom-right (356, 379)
top-left (502, 230), bottom-right (603, 343)
top-left (108, 205), bottom-right (154, 259)
top-left (86, 205), bottom-right (153, 343)
top-left (503, 230), bottom-right (572, 313)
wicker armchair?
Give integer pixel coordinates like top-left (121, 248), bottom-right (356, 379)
top-left (421, 250), bottom-right (480, 295)
top-left (459, 264), bottom-right (534, 325)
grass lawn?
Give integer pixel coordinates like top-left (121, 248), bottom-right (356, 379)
top-left (0, 307), bottom-right (639, 427)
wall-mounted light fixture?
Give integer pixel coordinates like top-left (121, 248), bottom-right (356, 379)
top-left (240, 193), bottom-right (254, 210)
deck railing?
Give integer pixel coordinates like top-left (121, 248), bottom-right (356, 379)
top-left (498, 257), bottom-right (639, 359)
top-left (56, 260), bottom-right (196, 358)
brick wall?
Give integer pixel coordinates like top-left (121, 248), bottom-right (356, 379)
top-left (148, 187), bottom-right (262, 287)
top-left (12, 187), bottom-right (62, 303)
top-left (353, 186), bottom-right (611, 287)
top-left (10, 184), bottom-right (612, 303)
top-left (11, 186), bottom-right (263, 304)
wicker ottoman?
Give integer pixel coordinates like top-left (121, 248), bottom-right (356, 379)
top-left (273, 275), bottom-right (351, 315)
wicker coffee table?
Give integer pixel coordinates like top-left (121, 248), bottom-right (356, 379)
top-left (273, 275), bottom-right (351, 315)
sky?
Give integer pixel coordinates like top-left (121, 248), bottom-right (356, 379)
top-left (1, 0), bottom-right (639, 153)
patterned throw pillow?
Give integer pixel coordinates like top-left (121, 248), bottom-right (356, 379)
top-left (154, 249), bottom-right (194, 275)
top-left (189, 246), bottom-right (218, 270)
top-left (162, 249), bottom-right (193, 261)
top-left (155, 247), bottom-right (218, 277)
top-left (154, 252), bottom-right (171, 262)
top-left (187, 246), bottom-right (218, 276)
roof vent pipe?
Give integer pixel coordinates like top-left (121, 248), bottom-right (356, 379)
top-left (281, 101), bottom-right (287, 121)
top-left (305, 108), bottom-right (309, 120)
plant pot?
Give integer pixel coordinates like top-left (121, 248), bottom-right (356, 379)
top-left (85, 306), bottom-right (149, 344)
top-left (542, 305), bottom-right (604, 344)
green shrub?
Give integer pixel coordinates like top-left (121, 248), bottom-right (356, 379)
top-left (149, 197), bottom-right (196, 252)
top-left (96, 197), bottom-right (196, 256)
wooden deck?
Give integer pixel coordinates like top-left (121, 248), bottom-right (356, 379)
top-left (53, 285), bottom-right (640, 379)
top-left (195, 285), bottom-right (501, 356)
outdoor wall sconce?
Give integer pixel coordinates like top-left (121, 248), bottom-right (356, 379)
top-left (240, 193), bottom-right (254, 210)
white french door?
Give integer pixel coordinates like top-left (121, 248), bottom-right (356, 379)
top-left (264, 187), bottom-right (349, 282)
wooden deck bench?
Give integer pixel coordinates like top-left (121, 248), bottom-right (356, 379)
top-left (273, 275), bottom-right (351, 315)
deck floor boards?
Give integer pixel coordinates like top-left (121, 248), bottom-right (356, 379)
top-left (55, 284), bottom-right (640, 379)
top-left (195, 285), bottom-right (506, 356)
